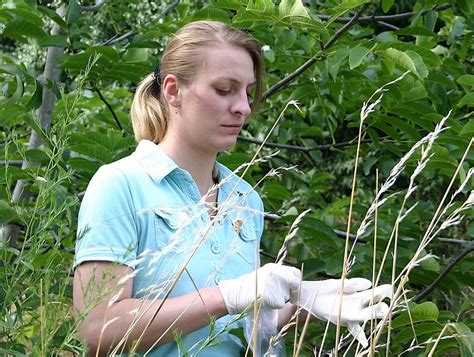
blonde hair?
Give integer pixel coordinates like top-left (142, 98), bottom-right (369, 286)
top-left (130, 20), bottom-right (265, 143)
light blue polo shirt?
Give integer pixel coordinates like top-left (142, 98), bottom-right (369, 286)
top-left (74, 139), bottom-right (264, 356)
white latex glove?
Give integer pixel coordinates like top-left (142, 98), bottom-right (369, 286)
top-left (299, 278), bottom-right (392, 348)
top-left (218, 263), bottom-right (301, 315)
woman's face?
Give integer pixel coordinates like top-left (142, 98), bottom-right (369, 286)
top-left (170, 45), bottom-right (256, 155)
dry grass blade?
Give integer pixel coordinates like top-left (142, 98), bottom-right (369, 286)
top-left (335, 72), bottom-right (410, 356)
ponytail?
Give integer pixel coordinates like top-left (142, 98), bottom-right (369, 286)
top-left (130, 74), bottom-right (168, 143)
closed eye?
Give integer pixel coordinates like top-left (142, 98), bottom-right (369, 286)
top-left (215, 88), bottom-right (231, 96)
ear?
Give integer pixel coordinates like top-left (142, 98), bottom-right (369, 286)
top-left (162, 74), bottom-right (181, 108)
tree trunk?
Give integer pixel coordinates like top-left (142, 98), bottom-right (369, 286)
top-left (1, 6), bottom-right (66, 247)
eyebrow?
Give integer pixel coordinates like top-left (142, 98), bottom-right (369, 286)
top-left (216, 77), bottom-right (256, 87)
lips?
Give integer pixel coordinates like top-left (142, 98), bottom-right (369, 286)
top-left (221, 124), bottom-right (242, 134)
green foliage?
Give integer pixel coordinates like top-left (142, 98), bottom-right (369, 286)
top-left (0, 0), bottom-right (472, 355)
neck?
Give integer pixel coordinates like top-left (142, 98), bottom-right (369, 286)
top-left (158, 138), bottom-right (217, 196)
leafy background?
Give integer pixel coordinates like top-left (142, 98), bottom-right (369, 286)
top-left (0, 0), bottom-right (473, 355)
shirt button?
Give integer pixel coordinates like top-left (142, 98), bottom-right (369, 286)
top-left (211, 242), bottom-right (221, 254)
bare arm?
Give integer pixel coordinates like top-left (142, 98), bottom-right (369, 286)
top-left (73, 261), bottom-right (227, 355)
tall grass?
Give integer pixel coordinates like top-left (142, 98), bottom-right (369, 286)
top-left (1, 55), bottom-right (102, 355)
top-left (1, 65), bottom-right (472, 356)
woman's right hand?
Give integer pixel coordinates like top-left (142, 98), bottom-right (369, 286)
top-left (217, 263), bottom-right (301, 315)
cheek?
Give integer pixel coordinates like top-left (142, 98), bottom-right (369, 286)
top-left (193, 89), bottom-right (226, 110)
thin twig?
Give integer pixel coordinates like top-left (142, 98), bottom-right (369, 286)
top-left (262, 3), bottom-right (370, 101)
top-left (415, 242), bottom-right (474, 302)
top-left (316, 4), bottom-right (451, 23)
top-left (324, 3), bottom-right (371, 50)
top-left (94, 86), bottom-right (123, 131)
top-left (238, 135), bottom-right (379, 152)
top-left (376, 21), bottom-right (400, 31)
top-left (0, 160), bottom-right (23, 167)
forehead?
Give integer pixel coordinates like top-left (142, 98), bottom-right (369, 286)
top-left (195, 45), bottom-right (255, 84)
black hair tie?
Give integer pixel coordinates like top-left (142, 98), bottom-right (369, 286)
top-left (152, 63), bottom-right (161, 95)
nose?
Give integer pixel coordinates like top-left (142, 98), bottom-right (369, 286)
top-left (231, 91), bottom-right (252, 118)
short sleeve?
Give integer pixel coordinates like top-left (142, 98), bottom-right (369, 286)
top-left (73, 165), bottom-right (139, 270)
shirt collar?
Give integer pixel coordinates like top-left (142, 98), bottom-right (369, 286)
top-left (132, 140), bottom-right (246, 200)
top-left (132, 140), bottom-right (178, 183)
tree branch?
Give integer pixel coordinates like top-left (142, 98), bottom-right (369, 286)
top-left (79, 0), bottom-right (106, 12)
top-left (415, 242), bottom-right (474, 302)
top-left (316, 4), bottom-right (451, 23)
top-left (324, 3), bottom-right (371, 50)
top-left (94, 86), bottom-right (123, 131)
top-left (238, 135), bottom-right (380, 152)
top-left (262, 3), bottom-right (370, 101)
top-left (264, 213), bottom-right (363, 243)
top-left (376, 21), bottom-right (400, 31)
top-left (101, 0), bottom-right (180, 46)
top-left (0, 160), bottom-right (23, 167)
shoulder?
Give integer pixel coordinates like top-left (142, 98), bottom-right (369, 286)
top-left (81, 154), bottom-right (145, 211)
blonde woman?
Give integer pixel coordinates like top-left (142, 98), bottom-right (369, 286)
top-left (73, 21), bottom-right (301, 356)
top-left (73, 20), bottom-right (390, 356)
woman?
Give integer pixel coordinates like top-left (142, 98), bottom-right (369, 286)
top-left (73, 20), bottom-right (390, 356)
top-left (73, 21), bottom-right (302, 356)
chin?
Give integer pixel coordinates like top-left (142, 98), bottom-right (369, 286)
top-left (215, 138), bottom-right (238, 152)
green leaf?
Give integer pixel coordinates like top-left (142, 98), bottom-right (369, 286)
top-left (218, 153), bottom-right (252, 170)
top-left (23, 114), bottom-right (54, 150)
top-left (67, 157), bottom-right (100, 178)
top-left (279, 0), bottom-right (310, 20)
top-left (105, 63), bottom-right (152, 82)
top-left (349, 46), bottom-right (370, 69)
top-left (0, 200), bottom-right (17, 225)
top-left (456, 0), bottom-right (472, 17)
top-left (302, 258), bottom-right (327, 276)
top-left (396, 26), bottom-right (438, 37)
top-left (25, 149), bottom-right (50, 165)
top-left (457, 74), bottom-right (474, 86)
top-left (3, 19), bottom-right (47, 41)
top-left (392, 302), bottom-right (440, 328)
top-left (263, 183), bottom-right (292, 201)
top-left (247, 0), bottom-right (276, 16)
top-left (420, 255), bottom-right (440, 272)
top-left (0, 348), bottom-right (25, 357)
top-left (449, 322), bottom-right (474, 355)
top-left (37, 35), bottom-right (68, 48)
top-left (460, 120), bottom-right (474, 136)
top-left (300, 217), bottom-right (341, 249)
top-left (69, 143), bottom-right (111, 163)
top-left (122, 48), bottom-right (149, 63)
top-left (383, 48), bottom-right (429, 78)
top-left (282, 28), bottom-right (297, 48)
top-left (38, 5), bottom-right (67, 30)
top-left (5, 75), bottom-right (23, 105)
top-left (381, 0), bottom-right (394, 13)
top-left (328, 48), bottom-right (350, 79)
top-left (458, 93), bottom-right (474, 107)
top-left (26, 80), bottom-right (43, 110)
top-left (378, 41), bottom-right (441, 66)
top-left (327, 0), bottom-right (371, 26)
top-left (393, 322), bottom-right (441, 345)
top-left (406, 50), bottom-right (428, 79)
top-left (67, 0), bottom-right (81, 26)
